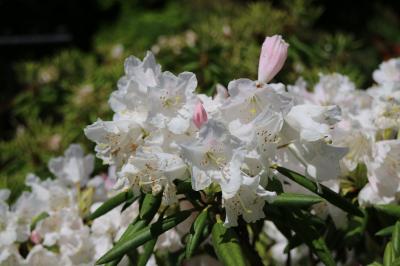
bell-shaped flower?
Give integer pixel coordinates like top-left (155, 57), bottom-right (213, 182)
top-left (223, 175), bottom-right (276, 227)
top-left (285, 104), bottom-right (341, 142)
top-left (23, 245), bottom-right (60, 265)
top-left (147, 71), bottom-right (197, 134)
top-left (118, 147), bottom-right (187, 205)
top-left (180, 120), bottom-right (246, 198)
top-left (372, 58), bottom-right (400, 86)
top-left (48, 144), bottom-right (94, 186)
top-left (84, 119), bottom-right (144, 167)
top-left (287, 140), bottom-right (348, 181)
top-left (364, 140), bottom-right (400, 203)
top-left (110, 52), bottom-right (161, 123)
top-left (313, 73), bottom-right (356, 106)
top-left (221, 79), bottom-right (293, 127)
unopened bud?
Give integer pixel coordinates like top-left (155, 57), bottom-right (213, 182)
top-left (258, 35), bottom-right (289, 83)
top-left (193, 101), bottom-right (208, 128)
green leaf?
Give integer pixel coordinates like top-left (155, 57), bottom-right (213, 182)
top-left (270, 193), bottom-right (323, 208)
top-left (275, 166), bottom-right (363, 217)
top-left (175, 180), bottom-right (203, 209)
top-left (121, 195), bottom-right (138, 212)
top-left (87, 190), bottom-right (134, 220)
top-left (30, 211), bottom-right (49, 231)
top-left (392, 258), bottom-right (400, 266)
top-left (96, 210), bottom-right (191, 264)
top-left (139, 192), bottom-right (162, 222)
top-left (311, 237), bottom-right (335, 266)
top-left (117, 219), bottom-right (148, 245)
top-left (137, 238), bottom-right (157, 266)
top-left (284, 210), bottom-right (335, 266)
top-left (186, 207), bottom-right (210, 259)
top-left (265, 176), bottom-right (283, 193)
top-left (376, 225), bottom-right (394, 237)
top-left (343, 214), bottom-right (367, 243)
top-left (384, 241), bottom-right (395, 266)
top-left (392, 222), bottom-right (400, 257)
top-left (175, 179), bottom-right (192, 194)
top-left (104, 258), bottom-right (122, 266)
top-left (105, 218), bottom-right (148, 265)
top-left (211, 219), bottom-right (247, 266)
top-left (375, 204), bottom-right (400, 218)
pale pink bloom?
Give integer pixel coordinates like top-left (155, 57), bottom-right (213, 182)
top-left (192, 101), bottom-right (208, 128)
top-left (30, 230), bottom-right (42, 245)
top-left (258, 35), bottom-right (289, 83)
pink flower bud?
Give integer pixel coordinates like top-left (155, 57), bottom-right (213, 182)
top-left (30, 230), bottom-right (42, 245)
top-left (258, 35), bottom-right (289, 83)
top-left (193, 101), bottom-right (208, 129)
top-left (102, 173), bottom-right (116, 191)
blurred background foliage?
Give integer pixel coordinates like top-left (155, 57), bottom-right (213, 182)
top-left (0, 0), bottom-right (399, 202)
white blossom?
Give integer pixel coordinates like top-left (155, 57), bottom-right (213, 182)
top-left (48, 144), bottom-right (94, 186)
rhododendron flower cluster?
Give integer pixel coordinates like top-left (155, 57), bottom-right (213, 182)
top-left (2, 34), bottom-right (399, 266)
top-left (0, 145), bottom-right (210, 266)
top-left (84, 36), bottom-right (348, 227)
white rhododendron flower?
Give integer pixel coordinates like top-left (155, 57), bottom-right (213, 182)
top-left (119, 148), bottom-right (187, 204)
top-left (110, 51), bottom-right (161, 123)
top-left (147, 71), bottom-right (197, 134)
top-left (223, 176), bottom-right (275, 227)
top-left (287, 140), bottom-right (348, 181)
top-left (285, 104), bottom-right (341, 142)
top-left (361, 140), bottom-right (400, 204)
top-left (181, 120), bottom-right (245, 196)
top-left (313, 73), bottom-right (356, 106)
top-left (84, 119), bottom-right (144, 167)
top-left (48, 144), bottom-right (94, 186)
top-left (373, 58), bottom-right (400, 86)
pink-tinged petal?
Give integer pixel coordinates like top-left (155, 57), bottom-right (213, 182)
top-left (258, 35), bottom-right (289, 83)
top-left (192, 101), bottom-right (208, 128)
top-left (30, 230), bottom-right (42, 245)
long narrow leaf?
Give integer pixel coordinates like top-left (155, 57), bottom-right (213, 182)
top-left (137, 238), bottom-right (157, 266)
top-left (384, 241), bottom-right (394, 266)
top-left (275, 166), bottom-right (363, 217)
top-left (270, 193), bottom-right (323, 208)
top-left (211, 219), bottom-right (247, 266)
top-left (87, 190), bottom-right (134, 220)
top-left (139, 192), bottom-right (162, 222)
top-left (96, 211), bottom-right (191, 264)
top-left (393, 222), bottom-right (400, 257)
top-left (104, 218), bottom-right (148, 264)
top-left (376, 225), bottom-right (395, 237)
top-left (104, 258), bottom-right (122, 266)
top-left (186, 207), bottom-right (210, 258)
top-left (375, 204), bottom-right (400, 218)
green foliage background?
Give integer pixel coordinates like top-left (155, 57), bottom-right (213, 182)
top-left (0, 0), bottom-right (399, 204)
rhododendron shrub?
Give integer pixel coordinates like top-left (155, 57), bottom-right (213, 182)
top-left (1, 35), bottom-right (400, 266)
